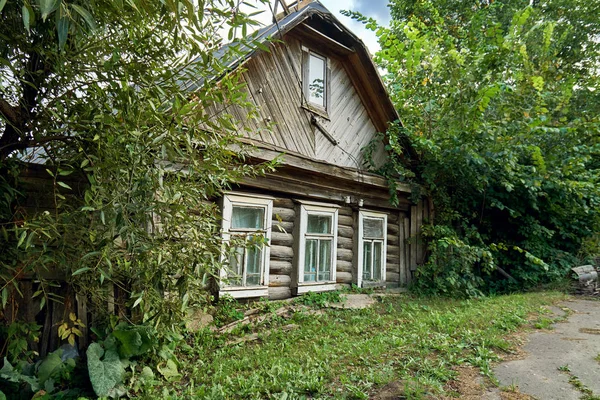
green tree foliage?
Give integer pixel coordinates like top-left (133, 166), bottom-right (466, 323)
top-left (0, 0), bottom-right (274, 330)
top-left (348, 0), bottom-right (600, 295)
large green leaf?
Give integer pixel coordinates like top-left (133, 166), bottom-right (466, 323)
top-left (55, 7), bottom-right (69, 49)
top-left (37, 350), bottom-right (63, 385)
top-left (22, 5), bottom-right (31, 32)
top-left (112, 326), bottom-right (154, 358)
top-left (86, 343), bottom-right (125, 398)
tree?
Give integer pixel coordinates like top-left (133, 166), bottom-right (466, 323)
top-left (348, 0), bottom-right (600, 295)
top-left (0, 0), bottom-right (273, 334)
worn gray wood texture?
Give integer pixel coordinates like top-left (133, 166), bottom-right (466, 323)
top-left (205, 35), bottom-right (387, 169)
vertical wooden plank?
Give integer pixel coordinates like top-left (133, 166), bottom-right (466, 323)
top-left (398, 213), bottom-right (407, 287)
top-left (76, 294), bottom-right (88, 350)
top-left (410, 205), bottom-right (418, 271)
top-left (403, 216), bottom-right (411, 283)
top-left (352, 208), bottom-right (359, 286)
top-left (416, 200), bottom-right (424, 265)
top-left (40, 301), bottom-right (52, 357)
top-left (48, 283), bottom-right (66, 353)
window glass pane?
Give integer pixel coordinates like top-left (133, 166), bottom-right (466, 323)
top-left (304, 239), bottom-right (318, 282)
top-left (364, 217), bottom-right (384, 238)
top-left (318, 239), bottom-right (332, 281)
top-left (227, 246), bottom-right (244, 286)
top-left (363, 241), bottom-right (372, 280)
top-left (245, 246), bottom-right (262, 286)
top-left (308, 54), bottom-right (325, 107)
top-left (373, 241), bottom-right (383, 281)
top-left (307, 214), bottom-right (331, 234)
top-left (232, 206), bottom-right (264, 229)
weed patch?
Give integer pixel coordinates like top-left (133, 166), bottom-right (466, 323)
top-left (148, 291), bottom-right (565, 398)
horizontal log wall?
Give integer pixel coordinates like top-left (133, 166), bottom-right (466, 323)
top-left (268, 198), bottom-right (296, 300)
top-left (385, 211), bottom-right (401, 288)
top-left (336, 205), bottom-right (354, 285)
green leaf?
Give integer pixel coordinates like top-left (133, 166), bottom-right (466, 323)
top-left (17, 230), bottom-right (27, 248)
top-left (57, 181), bottom-right (72, 190)
top-left (0, 0), bottom-right (7, 14)
top-left (1, 288), bottom-right (7, 309)
top-left (37, 350), bottom-right (64, 385)
top-left (72, 267), bottom-right (90, 276)
top-left (71, 4), bottom-right (96, 29)
top-left (157, 359), bottom-right (180, 381)
top-left (38, 0), bottom-right (60, 21)
top-left (86, 343), bottom-right (125, 398)
top-left (56, 12), bottom-right (69, 50)
top-left (22, 5), bottom-right (31, 32)
top-left (139, 366), bottom-right (154, 384)
top-left (112, 326), bottom-right (153, 358)
top-left (0, 388), bottom-right (6, 400)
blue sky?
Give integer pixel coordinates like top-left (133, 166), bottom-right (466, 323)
top-left (248, 0), bottom-right (391, 53)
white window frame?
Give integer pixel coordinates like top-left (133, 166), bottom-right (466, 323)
top-left (220, 193), bottom-right (273, 298)
top-left (302, 47), bottom-right (331, 115)
top-left (357, 210), bottom-right (387, 288)
top-left (295, 201), bottom-right (338, 294)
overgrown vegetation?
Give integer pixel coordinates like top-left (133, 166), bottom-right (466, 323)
top-left (349, 0), bottom-right (600, 296)
top-left (0, 0), bottom-right (274, 331)
top-left (150, 291), bottom-right (565, 398)
top-left (0, 0), bottom-right (277, 397)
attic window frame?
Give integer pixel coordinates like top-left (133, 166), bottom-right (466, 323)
top-left (302, 46), bottom-right (331, 117)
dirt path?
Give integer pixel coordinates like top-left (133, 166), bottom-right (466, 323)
top-left (493, 299), bottom-right (600, 400)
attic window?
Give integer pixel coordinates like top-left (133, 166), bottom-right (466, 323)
top-left (302, 48), bottom-right (330, 113)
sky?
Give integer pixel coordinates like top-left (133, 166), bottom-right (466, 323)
top-left (247, 0), bottom-right (391, 53)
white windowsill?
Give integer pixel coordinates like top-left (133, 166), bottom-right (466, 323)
top-left (220, 286), bottom-right (269, 299)
top-left (296, 282), bottom-right (337, 294)
top-left (362, 281), bottom-right (387, 289)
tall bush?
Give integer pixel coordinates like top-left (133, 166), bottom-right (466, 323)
top-left (348, 0), bottom-right (600, 295)
top-left (0, 0), bottom-right (273, 332)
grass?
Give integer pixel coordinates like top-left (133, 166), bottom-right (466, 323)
top-left (152, 291), bottom-right (566, 399)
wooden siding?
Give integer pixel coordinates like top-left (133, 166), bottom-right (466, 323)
top-left (204, 35), bottom-right (387, 169)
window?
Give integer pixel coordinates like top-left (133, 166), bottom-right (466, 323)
top-left (221, 193), bottom-right (273, 298)
top-left (357, 211), bottom-right (387, 287)
top-left (302, 48), bottom-right (330, 112)
top-left (295, 201), bottom-right (338, 294)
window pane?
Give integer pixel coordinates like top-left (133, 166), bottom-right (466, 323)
top-left (318, 239), bottom-right (332, 281)
top-left (307, 214), bottom-right (331, 234)
top-left (308, 54), bottom-right (325, 107)
top-left (364, 217), bottom-right (384, 238)
top-left (363, 241), bottom-right (372, 280)
top-left (232, 206), bottom-right (264, 229)
top-left (373, 241), bottom-right (383, 281)
top-left (227, 246), bottom-right (244, 286)
top-left (304, 239), bottom-right (318, 282)
top-left (245, 246), bottom-right (262, 286)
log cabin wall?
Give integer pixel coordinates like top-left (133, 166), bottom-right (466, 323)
top-left (230, 186), bottom-right (424, 301)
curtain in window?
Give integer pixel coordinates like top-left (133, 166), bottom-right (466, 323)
top-left (232, 206), bottom-right (264, 229)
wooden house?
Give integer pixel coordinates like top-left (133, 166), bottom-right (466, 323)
top-left (191, 0), bottom-right (430, 300)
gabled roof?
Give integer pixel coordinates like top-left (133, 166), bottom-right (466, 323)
top-left (181, 1), bottom-right (416, 165)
